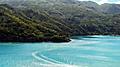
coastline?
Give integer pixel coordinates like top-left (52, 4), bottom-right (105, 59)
top-left (0, 34), bottom-right (119, 43)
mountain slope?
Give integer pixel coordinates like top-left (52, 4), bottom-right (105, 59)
top-left (100, 4), bottom-right (120, 14)
top-left (0, 0), bottom-right (120, 42)
top-left (0, 4), bottom-right (70, 42)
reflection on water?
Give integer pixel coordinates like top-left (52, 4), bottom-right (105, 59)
top-left (0, 36), bottom-right (120, 67)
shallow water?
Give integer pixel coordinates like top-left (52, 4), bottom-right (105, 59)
top-left (0, 36), bottom-right (120, 67)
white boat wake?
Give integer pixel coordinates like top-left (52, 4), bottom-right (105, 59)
top-left (32, 51), bottom-right (79, 67)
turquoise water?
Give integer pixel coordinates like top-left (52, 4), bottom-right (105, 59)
top-left (0, 36), bottom-right (120, 67)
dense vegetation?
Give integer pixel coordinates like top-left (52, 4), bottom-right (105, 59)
top-left (0, 4), bottom-right (71, 42)
top-left (0, 0), bottom-right (120, 42)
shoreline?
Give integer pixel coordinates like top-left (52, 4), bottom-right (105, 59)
top-left (0, 35), bottom-right (120, 43)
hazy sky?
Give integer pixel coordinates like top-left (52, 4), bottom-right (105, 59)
top-left (78, 0), bottom-right (120, 4)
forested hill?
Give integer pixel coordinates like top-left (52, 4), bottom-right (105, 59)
top-left (0, 0), bottom-right (120, 42)
top-left (0, 4), bottom-right (71, 42)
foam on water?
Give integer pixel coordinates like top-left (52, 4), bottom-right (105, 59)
top-left (32, 51), bottom-right (63, 64)
top-left (32, 51), bottom-right (80, 67)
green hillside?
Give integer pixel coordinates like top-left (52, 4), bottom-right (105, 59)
top-left (0, 0), bottom-right (120, 42)
top-left (0, 4), bottom-right (70, 42)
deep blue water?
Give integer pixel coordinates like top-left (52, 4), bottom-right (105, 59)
top-left (0, 36), bottom-right (120, 67)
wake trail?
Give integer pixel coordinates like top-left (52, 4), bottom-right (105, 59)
top-left (32, 51), bottom-right (63, 64)
top-left (32, 51), bottom-right (79, 67)
top-left (32, 51), bottom-right (56, 64)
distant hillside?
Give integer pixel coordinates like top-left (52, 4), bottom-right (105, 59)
top-left (0, 0), bottom-right (120, 42)
top-left (100, 3), bottom-right (120, 14)
top-left (1, 0), bottom-right (120, 14)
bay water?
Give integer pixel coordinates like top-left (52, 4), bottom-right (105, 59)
top-left (0, 36), bottom-right (120, 67)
